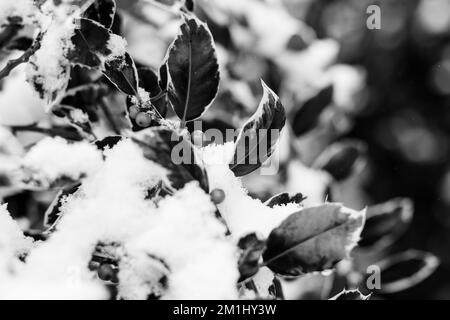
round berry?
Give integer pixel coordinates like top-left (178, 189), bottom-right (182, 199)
top-left (210, 188), bottom-right (225, 204)
top-left (135, 112), bottom-right (153, 128)
top-left (98, 263), bottom-right (114, 281)
top-left (128, 105), bottom-right (140, 119)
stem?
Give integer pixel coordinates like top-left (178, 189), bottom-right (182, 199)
top-left (10, 124), bottom-right (82, 140)
top-left (0, 32), bottom-right (43, 81)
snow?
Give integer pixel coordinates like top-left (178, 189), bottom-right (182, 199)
top-left (0, 0), bottom-right (39, 27)
top-left (22, 137), bottom-right (103, 186)
top-left (201, 143), bottom-right (298, 239)
top-left (106, 34), bottom-right (128, 61)
top-left (0, 204), bottom-right (33, 257)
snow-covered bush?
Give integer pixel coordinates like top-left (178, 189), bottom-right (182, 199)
top-left (0, 0), bottom-right (439, 300)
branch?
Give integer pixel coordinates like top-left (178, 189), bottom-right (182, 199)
top-left (0, 32), bottom-right (43, 81)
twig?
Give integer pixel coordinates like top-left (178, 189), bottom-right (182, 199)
top-left (0, 33), bottom-right (43, 81)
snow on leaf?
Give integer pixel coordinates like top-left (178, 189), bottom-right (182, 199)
top-left (0, 204), bottom-right (33, 257)
top-left (133, 127), bottom-right (209, 192)
top-left (167, 15), bottom-right (220, 123)
top-left (263, 203), bottom-right (365, 277)
top-left (229, 81), bottom-right (286, 177)
top-left (66, 18), bottom-right (112, 68)
top-left (104, 52), bottom-right (139, 96)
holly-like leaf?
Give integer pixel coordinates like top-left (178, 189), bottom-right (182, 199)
top-left (44, 183), bottom-right (81, 229)
top-left (237, 233), bottom-right (265, 281)
top-left (264, 192), bottom-right (305, 208)
top-left (85, 0), bottom-right (116, 29)
top-left (366, 250), bottom-right (439, 294)
top-left (291, 85), bottom-right (333, 136)
top-left (104, 52), bottom-right (139, 95)
top-left (167, 16), bottom-right (220, 123)
top-left (330, 289), bottom-right (370, 300)
top-left (313, 140), bottom-right (367, 181)
top-left (138, 67), bottom-right (161, 96)
top-left (66, 18), bottom-right (112, 68)
top-left (263, 203), bottom-right (365, 277)
top-left (133, 128), bottom-right (209, 192)
top-left (229, 81), bottom-right (286, 177)
top-left (359, 198), bottom-right (413, 249)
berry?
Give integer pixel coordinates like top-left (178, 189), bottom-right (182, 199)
top-left (135, 112), bottom-right (153, 128)
top-left (210, 188), bottom-right (225, 204)
top-left (128, 105), bottom-right (140, 119)
top-left (88, 260), bottom-right (100, 271)
top-left (98, 263), bottom-right (114, 281)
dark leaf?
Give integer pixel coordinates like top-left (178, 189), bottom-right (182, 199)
top-left (85, 0), bottom-right (116, 29)
top-left (167, 16), bottom-right (220, 122)
top-left (138, 67), bottom-right (161, 96)
top-left (263, 203), bottom-right (365, 276)
top-left (5, 36), bottom-right (33, 51)
top-left (66, 18), bottom-right (112, 68)
top-left (104, 52), bottom-right (139, 95)
top-left (94, 136), bottom-right (123, 150)
top-left (237, 233), bottom-right (265, 281)
top-left (44, 183), bottom-right (82, 229)
top-left (291, 85), bottom-right (333, 136)
top-left (313, 140), bottom-right (367, 181)
top-left (230, 81), bottom-right (286, 177)
top-left (330, 289), bottom-right (370, 300)
top-left (359, 198), bottom-right (413, 248)
top-left (368, 250), bottom-right (439, 294)
top-left (184, 0), bottom-right (194, 12)
top-left (264, 192), bottom-right (305, 208)
top-left (159, 63), bottom-right (169, 91)
top-left (133, 127), bottom-right (209, 192)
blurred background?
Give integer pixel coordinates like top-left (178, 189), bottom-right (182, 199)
top-left (1, 0), bottom-right (450, 299)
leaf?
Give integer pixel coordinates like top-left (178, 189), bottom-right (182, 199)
top-left (44, 183), bottom-right (82, 229)
top-left (66, 18), bottom-right (112, 68)
top-left (167, 16), bottom-right (220, 122)
top-left (104, 52), bottom-right (139, 95)
top-left (264, 192), bottom-right (305, 208)
top-left (94, 136), bottom-right (123, 150)
top-left (330, 289), bottom-right (371, 300)
top-left (368, 250), bottom-right (439, 294)
top-left (138, 67), bottom-right (162, 97)
top-left (85, 0), bottom-right (116, 29)
top-left (237, 233), bottom-right (265, 281)
top-left (313, 140), bottom-right (367, 181)
top-left (229, 81), bottom-right (286, 177)
top-left (291, 85), bottom-right (333, 136)
top-left (263, 203), bottom-right (365, 276)
top-left (359, 198), bottom-right (413, 249)
top-left (133, 127), bottom-right (209, 192)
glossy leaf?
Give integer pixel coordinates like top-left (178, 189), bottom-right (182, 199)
top-left (167, 16), bottom-right (220, 122)
top-left (230, 81), bottom-right (286, 177)
top-left (44, 183), bottom-right (82, 229)
top-left (263, 203), bottom-right (365, 276)
top-left (237, 233), bottom-right (265, 281)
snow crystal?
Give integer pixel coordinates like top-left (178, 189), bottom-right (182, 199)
top-left (22, 137), bottom-right (103, 185)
